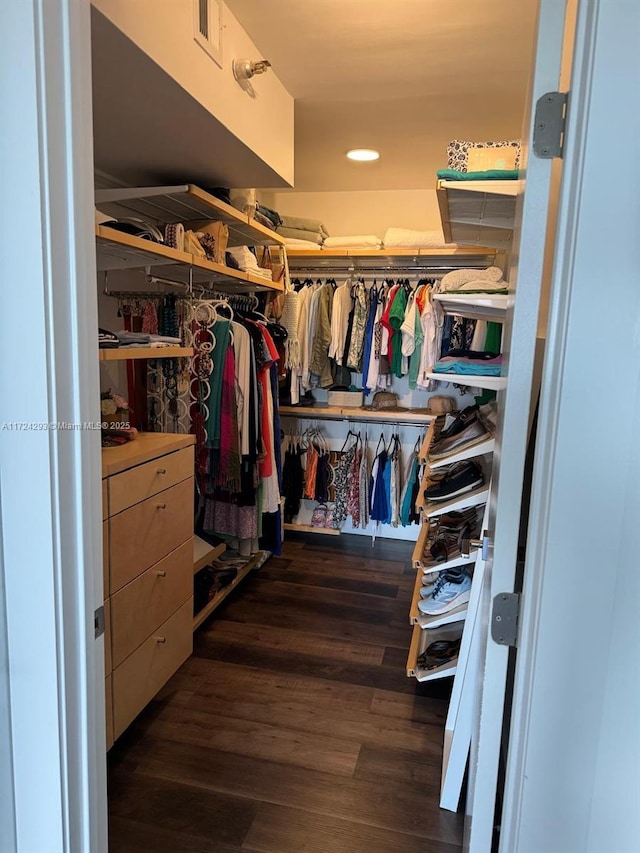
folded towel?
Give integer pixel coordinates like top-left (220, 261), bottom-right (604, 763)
top-left (383, 227), bottom-right (455, 248)
top-left (283, 238), bottom-right (322, 249)
top-left (436, 168), bottom-right (519, 181)
top-left (278, 226), bottom-right (324, 245)
top-left (256, 203), bottom-right (282, 229)
top-left (323, 235), bottom-right (382, 249)
top-left (226, 245), bottom-right (273, 279)
top-left (440, 267), bottom-right (504, 292)
top-left (280, 214), bottom-right (329, 238)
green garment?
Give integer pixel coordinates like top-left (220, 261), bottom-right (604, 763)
top-left (437, 168), bottom-right (519, 181)
top-left (474, 322), bottom-right (503, 405)
top-left (389, 287), bottom-right (407, 378)
top-left (309, 284), bottom-right (335, 388)
top-left (408, 299), bottom-right (425, 390)
top-left (205, 319), bottom-right (231, 449)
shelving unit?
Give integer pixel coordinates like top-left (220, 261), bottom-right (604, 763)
top-left (428, 435), bottom-right (495, 470)
top-left (436, 179), bottom-right (519, 249)
top-left (406, 623), bottom-right (462, 682)
top-left (432, 292), bottom-right (509, 323)
top-left (283, 522), bottom-right (341, 536)
top-left (99, 345), bottom-right (194, 361)
top-left (425, 372), bottom-right (506, 392)
top-left (96, 226), bottom-right (284, 292)
top-left (192, 550), bottom-right (270, 631)
top-left (411, 520), bottom-right (480, 574)
top-left (416, 603), bottom-right (468, 630)
top-left (193, 536), bottom-right (226, 575)
top-left (94, 184), bottom-right (286, 248)
top-left (286, 246), bottom-right (498, 272)
top-left (423, 484), bottom-right (490, 519)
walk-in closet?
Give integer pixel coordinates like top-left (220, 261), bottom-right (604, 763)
top-left (5, 1), bottom-right (639, 853)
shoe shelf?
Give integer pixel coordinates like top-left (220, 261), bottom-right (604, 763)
top-left (96, 226), bottom-right (284, 293)
top-left (424, 484), bottom-right (490, 520)
top-left (283, 522), bottom-right (341, 536)
top-left (192, 549), bottom-right (270, 631)
top-left (409, 565), bottom-right (426, 624)
top-left (99, 345), bottom-right (194, 361)
top-left (418, 416), bottom-right (445, 463)
top-left (436, 179), bottom-right (518, 249)
top-left (193, 536), bottom-right (226, 575)
top-left (425, 372), bottom-right (507, 392)
top-left (279, 405), bottom-right (435, 428)
top-left (412, 520), bottom-right (480, 575)
top-left (432, 293), bottom-right (509, 323)
top-left (416, 602), bottom-right (468, 630)
top-left (406, 623), bottom-right (462, 682)
top-left (428, 436), bottom-right (495, 470)
top-left (94, 184), bottom-right (285, 248)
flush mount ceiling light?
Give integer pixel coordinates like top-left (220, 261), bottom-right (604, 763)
top-left (346, 148), bottom-right (380, 162)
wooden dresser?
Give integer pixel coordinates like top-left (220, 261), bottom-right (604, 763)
top-left (102, 433), bottom-right (195, 746)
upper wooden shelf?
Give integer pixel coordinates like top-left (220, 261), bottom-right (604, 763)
top-left (94, 184), bottom-right (285, 247)
top-left (436, 179), bottom-right (519, 249)
top-left (95, 226), bottom-right (284, 293)
top-left (99, 346), bottom-right (193, 361)
top-left (286, 246), bottom-right (498, 272)
top-left (101, 432), bottom-right (195, 478)
top-left (279, 405), bottom-right (435, 426)
top-left (432, 293), bottom-right (509, 323)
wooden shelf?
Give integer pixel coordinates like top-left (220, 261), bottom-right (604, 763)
top-left (432, 293), bottom-right (509, 323)
top-left (424, 485), bottom-right (490, 520)
top-left (192, 550), bottom-right (270, 630)
top-left (101, 432), bottom-right (194, 478)
top-left (99, 346), bottom-right (193, 361)
top-left (193, 536), bottom-right (226, 575)
top-left (283, 523), bottom-right (341, 536)
top-left (436, 179), bottom-right (518, 249)
top-left (416, 602), bottom-right (468, 630)
top-left (286, 246), bottom-right (497, 272)
top-left (94, 184), bottom-right (285, 247)
top-left (407, 622), bottom-right (462, 681)
top-left (418, 416), bottom-right (443, 463)
top-left (428, 436), bottom-right (495, 470)
top-left (279, 405), bottom-right (434, 427)
top-left (95, 226), bottom-right (283, 292)
top-left (409, 564), bottom-right (426, 624)
top-left (425, 372), bottom-right (507, 392)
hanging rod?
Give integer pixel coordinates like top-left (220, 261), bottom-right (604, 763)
top-left (288, 266), bottom-right (449, 277)
top-left (279, 407), bottom-right (434, 428)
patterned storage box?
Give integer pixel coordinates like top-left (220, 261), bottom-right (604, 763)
top-left (447, 139), bottom-right (521, 172)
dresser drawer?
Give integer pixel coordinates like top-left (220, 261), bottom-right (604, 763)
top-left (103, 520), bottom-right (109, 600)
top-left (112, 598), bottom-right (193, 738)
top-left (102, 479), bottom-right (108, 520)
top-left (105, 674), bottom-right (114, 751)
top-left (110, 540), bottom-right (192, 668)
top-left (108, 448), bottom-right (193, 516)
top-left (109, 478), bottom-right (193, 593)
top-left (104, 597), bottom-right (112, 675)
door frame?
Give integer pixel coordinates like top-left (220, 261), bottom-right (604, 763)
top-left (0, 1), bottom-right (106, 850)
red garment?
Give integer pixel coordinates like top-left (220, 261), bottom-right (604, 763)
top-left (379, 285), bottom-right (399, 365)
top-left (252, 324), bottom-right (279, 479)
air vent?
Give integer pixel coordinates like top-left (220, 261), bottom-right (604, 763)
top-left (193, 0), bottom-right (222, 67)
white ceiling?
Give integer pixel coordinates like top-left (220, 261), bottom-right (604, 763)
top-left (226, 0), bottom-right (539, 191)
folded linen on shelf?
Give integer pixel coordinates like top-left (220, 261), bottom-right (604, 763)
top-left (282, 237), bottom-right (322, 249)
top-left (280, 214), bottom-right (329, 238)
top-left (440, 266), bottom-right (507, 293)
top-left (383, 227), bottom-right (456, 248)
top-left (255, 203), bottom-right (282, 230)
top-left (278, 226), bottom-right (324, 244)
top-left (116, 332), bottom-right (182, 346)
top-left (323, 235), bottom-right (382, 249)
top-left (436, 168), bottom-right (519, 181)
top-left (433, 352), bottom-right (503, 376)
top-left (226, 246), bottom-right (274, 280)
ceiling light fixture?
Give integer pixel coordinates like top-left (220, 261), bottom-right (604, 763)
top-left (346, 148), bottom-right (380, 162)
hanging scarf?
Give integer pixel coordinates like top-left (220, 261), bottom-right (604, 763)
top-left (280, 289), bottom-right (301, 370)
top-left (216, 345), bottom-right (241, 493)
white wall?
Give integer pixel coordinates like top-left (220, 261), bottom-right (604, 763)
top-left (92, 0), bottom-right (294, 185)
top-left (263, 189), bottom-right (443, 238)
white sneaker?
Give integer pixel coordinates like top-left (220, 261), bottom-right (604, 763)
top-left (418, 572), bottom-right (472, 615)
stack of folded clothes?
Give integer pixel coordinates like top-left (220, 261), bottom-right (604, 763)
top-left (226, 246), bottom-right (273, 281)
top-left (433, 349), bottom-right (503, 376)
top-left (254, 203), bottom-right (282, 231)
top-left (439, 266), bottom-right (507, 293)
top-left (114, 331), bottom-right (182, 348)
top-left (277, 214), bottom-right (329, 245)
top-left (323, 235), bottom-right (382, 249)
top-left (429, 403), bottom-right (496, 460)
top-left (281, 238), bottom-right (322, 249)
top-left (383, 227), bottom-right (457, 248)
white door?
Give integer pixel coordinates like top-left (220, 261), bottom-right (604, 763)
top-left (464, 0), bottom-right (572, 848)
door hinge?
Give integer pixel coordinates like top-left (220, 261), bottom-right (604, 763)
top-left (491, 592), bottom-right (520, 647)
top-left (533, 91), bottom-right (568, 159)
top-left (94, 605), bottom-right (105, 639)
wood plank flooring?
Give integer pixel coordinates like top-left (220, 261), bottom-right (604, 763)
top-left (107, 533), bottom-right (464, 852)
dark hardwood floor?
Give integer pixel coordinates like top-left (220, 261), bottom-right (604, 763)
top-left (108, 533), bottom-right (464, 852)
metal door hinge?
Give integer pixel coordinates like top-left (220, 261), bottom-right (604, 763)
top-left (533, 91), bottom-right (568, 159)
top-left (94, 605), bottom-right (105, 639)
top-left (491, 592), bottom-right (520, 647)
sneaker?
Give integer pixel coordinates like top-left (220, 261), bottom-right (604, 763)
top-left (429, 418), bottom-right (490, 460)
top-left (424, 461), bottom-right (484, 502)
top-left (418, 570), bottom-right (472, 615)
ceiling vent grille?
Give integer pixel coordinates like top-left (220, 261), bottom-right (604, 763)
top-left (193, 0), bottom-right (222, 67)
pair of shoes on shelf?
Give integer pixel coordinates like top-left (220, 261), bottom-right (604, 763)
top-left (418, 567), bottom-right (472, 615)
top-left (429, 404), bottom-right (495, 460)
top-left (416, 637), bottom-right (461, 670)
top-left (424, 460), bottom-right (485, 502)
top-left (424, 508), bottom-right (480, 565)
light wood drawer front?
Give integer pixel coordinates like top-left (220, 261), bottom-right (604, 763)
top-left (112, 598), bottom-right (192, 738)
top-left (102, 479), bottom-right (108, 520)
top-left (109, 478), bottom-right (193, 593)
top-left (110, 540), bottom-right (192, 668)
top-left (104, 597), bottom-right (112, 675)
top-left (105, 675), bottom-right (114, 751)
top-left (103, 520), bottom-right (109, 600)
top-left (108, 448), bottom-right (193, 515)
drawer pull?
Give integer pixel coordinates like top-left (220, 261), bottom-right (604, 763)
top-left (156, 468), bottom-right (167, 475)
top-left (155, 636), bottom-right (166, 644)
top-left (156, 503), bottom-right (167, 510)
top-left (156, 570), bottom-right (167, 578)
